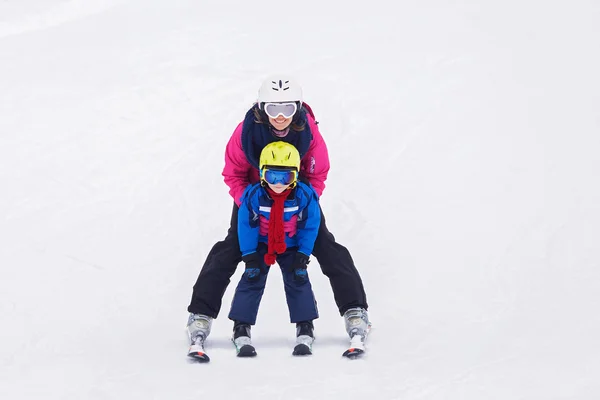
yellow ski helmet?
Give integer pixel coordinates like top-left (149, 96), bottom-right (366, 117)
top-left (259, 142), bottom-right (300, 186)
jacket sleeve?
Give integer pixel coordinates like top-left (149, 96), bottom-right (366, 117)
top-left (237, 185), bottom-right (260, 257)
top-left (222, 122), bottom-right (253, 206)
top-left (295, 185), bottom-right (321, 257)
top-left (300, 115), bottom-right (330, 197)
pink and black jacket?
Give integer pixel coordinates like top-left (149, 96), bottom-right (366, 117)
top-left (222, 103), bottom-right (330, 206)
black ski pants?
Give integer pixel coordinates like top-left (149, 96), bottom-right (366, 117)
top-left (187, 202), bottom-right (368, 318)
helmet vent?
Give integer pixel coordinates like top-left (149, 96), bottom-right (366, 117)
top-left (271, 80), bottom-right (290, 91)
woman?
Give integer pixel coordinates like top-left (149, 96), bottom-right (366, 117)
top-left (186, 75), bottom-right (369, 359)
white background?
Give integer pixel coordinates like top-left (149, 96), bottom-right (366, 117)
top-left (1, 1), bottom-right (599, 399)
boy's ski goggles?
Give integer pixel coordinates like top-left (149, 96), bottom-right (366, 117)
top-left (262, 168), bottom-right (298, 185)
top-left (263, 102), bottom-right (298, 119)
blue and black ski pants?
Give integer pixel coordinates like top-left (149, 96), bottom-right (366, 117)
top-left (228, 246), bottom-right (319, 325)
top-left (187, 202), bottom-right (368, 318)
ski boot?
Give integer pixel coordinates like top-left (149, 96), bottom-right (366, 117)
top-left (293, 321), bottom-right (314, 356)
top-left (186, 313), bottom-right (212, 362)
top-left (232, 322), bottom-right (257, 357)
top-left (342, 307), bottom-right (371, 359)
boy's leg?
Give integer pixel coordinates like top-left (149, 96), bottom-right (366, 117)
top-left (278, 251), bottom-right (319, 323)
top-left (187, 203), bottom-right (242, 318)
top-left (228, 252), bottom-right (270, 325)
top-left (312, 204), bottom-right (369, 316)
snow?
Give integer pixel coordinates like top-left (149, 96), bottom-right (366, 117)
top-left (1, 0), bottom-right (599, 398)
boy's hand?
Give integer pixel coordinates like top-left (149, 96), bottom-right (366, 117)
top-left (291, 252), bottom-right (310, 282)
top-left (242, 252), bottom-right (263, 282)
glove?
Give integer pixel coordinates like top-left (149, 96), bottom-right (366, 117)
top-left (291, 252), bottom-right (310, 283)
top-left (242, 252), bottom-right (264, 283)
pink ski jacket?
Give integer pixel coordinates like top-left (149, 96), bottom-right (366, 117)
top-left (222, 105), bottom-right (330, 206)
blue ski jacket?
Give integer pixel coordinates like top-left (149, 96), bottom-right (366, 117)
top-left (238, 182), bottom-right (321, 258)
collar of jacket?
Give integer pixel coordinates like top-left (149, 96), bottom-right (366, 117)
top-left (240, 105), bottom-right (313, 170)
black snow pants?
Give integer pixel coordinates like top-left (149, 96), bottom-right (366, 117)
top-left (187, 202), bottom-right (369, 318)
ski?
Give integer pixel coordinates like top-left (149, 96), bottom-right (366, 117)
top-left (186, 314), bottom-right (212, 363)
top-left (187, 342), bottom-right (210, 363)
top-left (342, 322), bottom-right (371, 359)
top-left (342, 347), bottom-right (365, 359)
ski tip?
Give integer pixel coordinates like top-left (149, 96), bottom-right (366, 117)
top-left (342, 348), bottom-right (365, 359)
top-left (187, 351), bottom-right (210, 363)
top-left (292, 343), bottom-right (312, 356)
top-left (237, 344), bottom-right (257, 358)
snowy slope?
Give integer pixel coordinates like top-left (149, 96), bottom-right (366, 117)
top-left (1, 0), bottom-right (599, 399)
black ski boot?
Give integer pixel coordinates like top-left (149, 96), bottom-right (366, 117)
top-left (293, 321), bottom-right (314, 356)
top-left (232, 322), bottom-right (257, 357)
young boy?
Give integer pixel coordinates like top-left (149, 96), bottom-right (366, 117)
top-left (229, 141), bottom-right (321, 357)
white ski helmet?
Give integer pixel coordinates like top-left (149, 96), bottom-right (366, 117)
top-left (257, 75), bottom-right (303, 105)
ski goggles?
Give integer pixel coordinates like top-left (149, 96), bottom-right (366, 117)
top-left (262, 168), bottom-right (298, 185)
top-left (263, 102), bottom-right (298, 119)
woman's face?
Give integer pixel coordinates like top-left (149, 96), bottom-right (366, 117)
top-left (268, 115), bottom-right (293, 131)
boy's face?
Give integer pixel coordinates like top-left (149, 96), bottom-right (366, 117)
top-left (262, 167), bottom-right (296, 193)
top-left (267, 182), bottom-right (291, 194)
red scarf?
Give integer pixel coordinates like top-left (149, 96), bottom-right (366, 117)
top-left (264, 187), bottom-right (292, 266)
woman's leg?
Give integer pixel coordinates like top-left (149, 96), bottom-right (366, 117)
top-left (311, 204), bottom-right (369, 316)
top-left (187, 203), bottom-right (242, 318)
